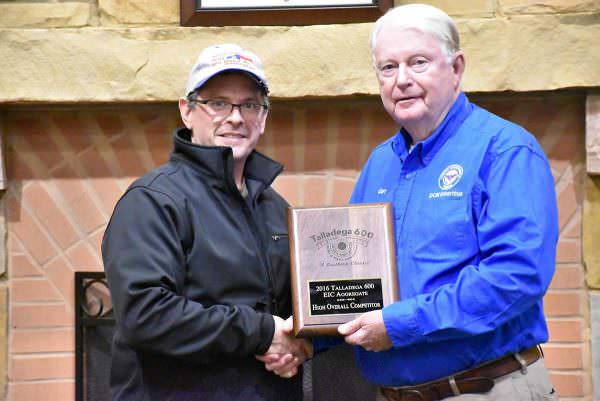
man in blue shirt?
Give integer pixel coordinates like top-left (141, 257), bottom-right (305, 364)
top-left (334, 4), bottom-right (559, 401)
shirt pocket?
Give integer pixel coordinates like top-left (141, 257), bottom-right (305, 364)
top-left (408, 196), bottom-right (472, 264)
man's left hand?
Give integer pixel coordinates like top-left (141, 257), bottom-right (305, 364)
top-left (338, 310), bottom-right (392, 352)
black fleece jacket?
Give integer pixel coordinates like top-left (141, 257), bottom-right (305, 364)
top-left (102, 128), bottom-right (300, 401)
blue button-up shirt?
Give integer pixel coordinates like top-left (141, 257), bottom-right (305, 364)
top-left (349, 93), bottom-right (558, 386)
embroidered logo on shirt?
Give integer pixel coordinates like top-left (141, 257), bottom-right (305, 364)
top-left (428, 164), bottom-right (464, 199)
top-left (438, 164), bottom-right (464, 190)
top-left (377, 188), bottom-right (387, 195)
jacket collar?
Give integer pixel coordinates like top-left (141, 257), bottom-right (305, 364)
top-left (171, 128), bottom-right (283, 193)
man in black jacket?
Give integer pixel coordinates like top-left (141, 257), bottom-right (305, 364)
top-left (102, 43), bottom-right (311, 401)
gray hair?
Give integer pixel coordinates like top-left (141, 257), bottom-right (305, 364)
top-left (370, 4), bottom-right (460, 61)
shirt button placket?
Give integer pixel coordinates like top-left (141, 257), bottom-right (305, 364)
top-left (393, 171), bottom-right (415, 240)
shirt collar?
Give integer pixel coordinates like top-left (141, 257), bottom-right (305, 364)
top-left (391, 92), bottom-right (473, 165)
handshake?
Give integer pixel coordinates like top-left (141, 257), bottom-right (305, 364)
top-left (255, 316), bottom-right (313, 379)
top-left (256, 310), bottom-right (392, 378)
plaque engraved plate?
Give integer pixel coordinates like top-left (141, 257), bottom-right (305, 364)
top-left (288, 203), bottom-right (399, 336)
top-left (308, 278), bottom-right (383, 316)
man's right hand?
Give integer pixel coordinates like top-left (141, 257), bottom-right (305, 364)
top-left (256, 316), bottom-right (313, 378)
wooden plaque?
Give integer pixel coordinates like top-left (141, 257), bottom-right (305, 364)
top-left (288, 203), bottom-right (399, 337)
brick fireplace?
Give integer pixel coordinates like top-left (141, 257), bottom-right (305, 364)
top-left (4, 93), bottom-right (589, 400)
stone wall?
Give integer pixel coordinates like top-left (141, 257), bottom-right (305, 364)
top-left (0, 1), bottom-right (599, 102)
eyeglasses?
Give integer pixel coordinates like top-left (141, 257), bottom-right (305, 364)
top-left (192, 98), bottom-right (268, 120)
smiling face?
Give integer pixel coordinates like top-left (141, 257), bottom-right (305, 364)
top-left (373, 25), bottom-right (464, 142)
top-left (179, 72), bottom-right (268, 166)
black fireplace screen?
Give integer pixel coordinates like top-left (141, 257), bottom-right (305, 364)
top-left (75, 272), bottom-right (115, 401)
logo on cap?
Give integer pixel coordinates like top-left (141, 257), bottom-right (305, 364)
top-left (211, 53), bottom-right (257, 69)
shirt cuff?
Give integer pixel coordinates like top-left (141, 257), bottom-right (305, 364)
top-left (382, 298), bottom-right (421, 348)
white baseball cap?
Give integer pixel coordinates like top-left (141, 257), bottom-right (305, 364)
top-left (185, 43), bottom-right (269, 96)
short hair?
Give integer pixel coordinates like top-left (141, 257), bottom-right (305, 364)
top-left (370, 4), bottom-right (460, 61)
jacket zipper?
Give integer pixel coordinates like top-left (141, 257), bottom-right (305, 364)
top-left (238, 195), bottom-right (279, 315)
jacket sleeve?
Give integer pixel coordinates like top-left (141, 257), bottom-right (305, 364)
top-left (380, 145), bottom-right (559, 347)
top-left (102, 186), bottom-right (275, 363)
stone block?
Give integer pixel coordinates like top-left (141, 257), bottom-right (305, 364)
top-left (460, 13), bottom-right (600, 93)
top-left (584, 175), bottom-right (600, 288)
top-left (0, 13), bottom-right (599, 101)
top-left (99, 0), bottom-right (178, 25)
top-left (0, 116), bottom-right (6, 280)
top-left (0, 113), bottom-right (5, 191)
top-left (0, 2), bottom-right (90, 28)
top-left (395, 0), bottom-right (495, 17)
top-left (0, 25), bottom-right (350, 101)
top-left (500, 0), bottom-right (600, 14)
top-left (588, 95), bottom-right (600, 175)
